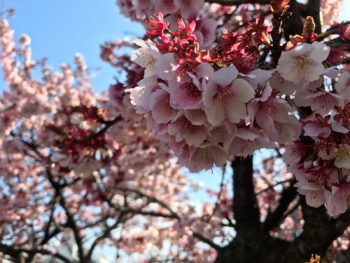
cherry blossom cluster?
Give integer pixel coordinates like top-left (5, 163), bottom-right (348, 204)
top-left (272, 29), bottom-right (350, 217)
top-left (117, 0), bottom-right (218, 49)
top-left (284, 74), bottom-right (350, 216)
top-left (129, 13), bottom-right (303, 171)
top-left (275, 32), bottom-right (350, 218)
top-left (124, 4), bottom-right (350, 218)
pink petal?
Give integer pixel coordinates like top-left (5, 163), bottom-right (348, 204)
top-left (213, 65), bottom-right (238, 87)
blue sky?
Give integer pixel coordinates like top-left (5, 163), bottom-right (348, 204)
top-left (0, 0), bottom-right (144, 92)
top-left (340, 1), bottom-right (350, 20)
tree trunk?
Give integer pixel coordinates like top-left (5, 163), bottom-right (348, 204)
top-left (214, 157), bottom-right (350, 263)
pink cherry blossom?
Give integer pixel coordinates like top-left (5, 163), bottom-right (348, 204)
top-left (326, 186), bottom-right (349, 217)
top-left (277, 42), bottom-right (330, 84)
top-left (203, 66), bottom-right (255, 125)
top-left (131, 39), bottom-right (160, 78)
top-left (169, 63), bottom-right (214, 110)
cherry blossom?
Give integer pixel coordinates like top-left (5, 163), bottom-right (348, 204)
top-left (277, 42), bottom-right (330, 84)
top-left (204, 66), bottom-right (255, 125)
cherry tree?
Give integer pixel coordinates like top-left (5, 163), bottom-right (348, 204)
top-left (1, 0), bottom-right (350, 262)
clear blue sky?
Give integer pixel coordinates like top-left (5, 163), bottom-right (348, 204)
top-left (0, 0), bottom-right (144, 92)
top-left (340, 1), bottom-right (350, 20)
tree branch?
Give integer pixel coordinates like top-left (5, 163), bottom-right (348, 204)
top-left (256, 178), bottom-right (294, 195)
top-left (117, 188), bottom-right (180, 220)
top-left (58, 195), bottom-right (85, 262)
top-left (232, 156), bottom-right (261, 237)
top-left (192, 232), bottom-right (223, 251)
top-left (286, 198), bottom-right (350, 260)
top-left (46, 169), bottom-right (85, 262)
top-left (40, 195), bottom-right (59, 246)
top-left (86, 214), bottom-right (124, 261)
top-left (0, 244), bottom-right (72, 263)
top-left (263, 183), bottom-right (298, 232)
top-left (120, 209), bottom-right (180, 219)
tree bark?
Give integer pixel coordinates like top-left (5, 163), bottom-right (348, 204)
top-left (215, 157), bottom-right (292, 263)
top-left (215, 156), bottom-right (350, 263)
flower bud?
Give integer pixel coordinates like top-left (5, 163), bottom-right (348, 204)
top-left (303, 16), bottom-right (316, 43)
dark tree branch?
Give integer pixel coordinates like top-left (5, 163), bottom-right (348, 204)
top-left (102, 185), bottom-right (224, 252)
top-left (192, 232), bottom-right (223, 251)
top-left (40, 228), bottom-right (61, 247)
top-left (78, 115), bottom-right (122, 143)
top-left (81, 215), bottom-right (113, 229)
top-left (0, 244), bottom-right (22, 262)
top-left (122, 209), bottom-right (180, 219)
top-left (13, 116), bottom-right (124, 263)
top-left (284, 199), bottom-right (350, 261)
top-left (46, 169), bottom-right (85, 262)
top-left (0, 244), bottom-right (72, 263)
top-left (20, 138), bottom-right (46, 161)
top-left (117, 188), bottom-right (180, 219)
top-left (271, 11), bottom-right (283, 65)
top-left (40, 194), bottom-right (59, 246)
top-left (85, 214), bottom-right (124, 261)
top-left (98, 186), bottom-right (181, 220)
top-left (279, 198), bottom-right (300, 222)
top-left (58, 196), bottom-right (85, 262)
top-left (232, 156), bottom-right (261, 237)
top-left (263, 183), bottom-right (298, 232)
top-left (256, 178), bottom-right (294, 195)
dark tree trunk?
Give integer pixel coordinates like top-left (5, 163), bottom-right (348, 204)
top-left (214, 157), bottom-right (350, 263)
top-left (215, 157), bottom-right (292, 263)
top-left (215, 238), bottom-right (290, 263)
